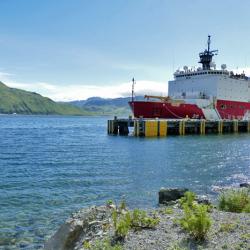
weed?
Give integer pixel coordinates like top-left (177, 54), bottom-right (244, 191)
top-left (241, 233), bottom-right (250, 240)
top-left (112, 209), bottom-right (131, 240)
top-left (218, 188), bottom-right (250, 213)
top-left (219, 223), bottom-right (237, 233)
top-left (164, 208), bottom-right (174, 214)
top-left (83, 240), bottom-right (91, 249)
top-left (106, 200), bottom-right (114, 206)
top-left (180, 191), bottom-right (196, 208)
top-left (179, 203), bottom-right (212, 241)
top-left (119, 200), bottom-right (126, 210)
top-left (131, 209), bottom-right (159, 230)
top-left (88, 238), bottom-right (123, 250)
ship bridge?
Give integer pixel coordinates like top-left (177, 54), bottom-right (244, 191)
top-left (169, 36), bottom-right (250, 103)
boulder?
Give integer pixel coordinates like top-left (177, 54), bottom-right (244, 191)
top-left (196, 195), bottom-right (212, 206)
top-left (239, 183), bottom-right (250, 188)
top-left (44, 206), bottom-right (107, 250)
top-left (159, 188), bottom-right (188, 204)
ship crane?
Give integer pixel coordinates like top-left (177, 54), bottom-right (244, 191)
top-left (144, 95), bottom-right (184, 104)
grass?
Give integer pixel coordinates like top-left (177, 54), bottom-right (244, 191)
top-left (83, 238), bottom-right (123, 250)
top-left (218, 188), bottom-right (250, 213)
top-left (219, 222), bottom-right (237, 233)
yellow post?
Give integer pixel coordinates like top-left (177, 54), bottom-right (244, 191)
top-left (159, 121), bottom-right (167, 137)
top-left (248, 121), bottom-right (250, 133)
top-left (218, 120), bottom-right (223, 134)
top-left (145, 120), bottom-right (158, 137)
top-left (233, 120), bottom-right (238, 133)
top-left (179, 121), bottom-right (182, 135)
top-left (200, 120), bottom-right (205, 134)
top-left (179, 120), bottom-right (185, 135)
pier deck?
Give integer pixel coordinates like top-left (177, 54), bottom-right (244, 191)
top-left (107, 117), bottom-right (250, 137)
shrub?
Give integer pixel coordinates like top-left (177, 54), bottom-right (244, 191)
top-left (130, 209), bottom-right (159, 230)
top-left (115, 212), bottom-right (131, 240)
top-left (106, 200), bottom-right (114, 206)
top-left (218, 188), bottom-right (250, 213)
top-left (112, 206), bottom-right (159, 240)
top-left (180, 191), bottom-right (196, 208)
top-left (112, 210), bottom-right (131, 240)
top-left (179, 203), bottom-right (212, 241)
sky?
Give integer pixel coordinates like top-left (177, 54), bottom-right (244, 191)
top-left (1, 0), bottom-right (250, 101)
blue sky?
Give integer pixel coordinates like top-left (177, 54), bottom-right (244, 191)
top-left (0, 0), bottom-right (250, 100)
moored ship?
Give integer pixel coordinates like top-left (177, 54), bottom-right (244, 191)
top-left (129, 36), bottom-right (250, 120)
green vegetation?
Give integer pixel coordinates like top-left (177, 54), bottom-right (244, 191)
top-left (218, 188), bottom-right (250, 213)
top-left (83, 238), bottom-right (123, 250)
top-left (180, 191), bottom-right (196, 208)
top-left (0, 81), bottom-right (87, 115)
top-left (179, 191), bottom-right (212, 241)
top-left (106, 200), bottom-right (114, 206)
top-left (111, 201), bottom-right (159, 241)
top-left (130, 209), bottom-right (159, 230)
top-left (219, 222), bottom-right (237, 233)
top-left (163, 207), bottom-right (174, 215)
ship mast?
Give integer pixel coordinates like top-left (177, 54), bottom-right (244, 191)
top-left (199, 35), bottom-right (218, 70)
top-left (131, 78), bottom-right (136, 102)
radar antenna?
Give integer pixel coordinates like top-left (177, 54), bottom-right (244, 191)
top-left (199, 35), bottom-right (218, 70)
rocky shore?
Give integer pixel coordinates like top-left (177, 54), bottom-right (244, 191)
top-left (45, 187), bottom-right (250, 250)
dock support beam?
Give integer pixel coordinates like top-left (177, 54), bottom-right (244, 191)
top-left (200, 120), bottom-right (206, 135)
top-left (218, 120), bottom-right (223, 134)
top-left (233, 120), bottom-right (238, 133)
top-left (179, 120), bottom-right (185, 135)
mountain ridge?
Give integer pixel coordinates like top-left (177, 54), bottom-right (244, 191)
top-left (0, 81), bottom-right (87, 115)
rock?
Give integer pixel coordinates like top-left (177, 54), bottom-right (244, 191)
top-left (44, 206), bottom-right (105, 250)
top-left (239, 183), bottom-right (250, 188)
top-left (196, 195), bottom-right (212, 206)
top-left (158, 188), bottom-right (188, 204)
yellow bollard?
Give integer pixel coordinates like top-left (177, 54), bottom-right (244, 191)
top-left (247, 121), bottom-right (250, 133)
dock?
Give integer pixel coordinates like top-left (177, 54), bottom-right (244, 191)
top-left (107, 117), bottom-right (250, 137)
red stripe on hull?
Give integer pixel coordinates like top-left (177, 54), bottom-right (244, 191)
top-left (216, 99), bottom-right (250, 120)
top-left (129, 101), bottom-right (205, 119)
top-left (129, 99), bottom-right (250, 120)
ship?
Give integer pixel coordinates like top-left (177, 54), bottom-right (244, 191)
top-left (129, 36), bottom-right (250, 120)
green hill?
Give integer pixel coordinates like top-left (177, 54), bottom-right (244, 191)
top-left (0, 81), bottom-right (86, 115)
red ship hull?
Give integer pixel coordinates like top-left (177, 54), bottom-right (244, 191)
top-left (129, 99), bottom-right (250, 120)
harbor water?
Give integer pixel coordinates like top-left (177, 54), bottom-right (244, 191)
top-left (0, 115), bottom-right (249, 249)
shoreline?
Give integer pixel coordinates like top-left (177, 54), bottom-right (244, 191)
top-left (45, 187), bottom-right (250, 250)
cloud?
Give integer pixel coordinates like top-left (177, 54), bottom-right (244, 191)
top-left (0, 71), bottom-right (168, 101)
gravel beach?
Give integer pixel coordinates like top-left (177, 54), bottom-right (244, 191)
top-left (45, 203), bottom-right (250, 250)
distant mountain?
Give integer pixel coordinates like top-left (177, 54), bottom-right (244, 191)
top-left (69, 96), bottom-right (144, 116)
top-left (0, 81), bottom-right (86, 115)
